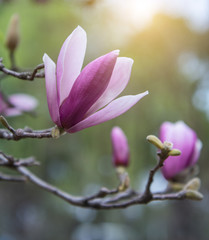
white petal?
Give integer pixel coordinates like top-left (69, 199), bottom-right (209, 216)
top-left (68, 91), bottom-right (148, 133)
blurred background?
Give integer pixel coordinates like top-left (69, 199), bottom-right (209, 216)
top-left (0, 0), bottom-right (209, 239)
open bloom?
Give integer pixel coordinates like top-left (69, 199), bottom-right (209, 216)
top-left (160, 121), bottom-right (202, 180)
top-left (0, 92), bottom-right (38, 117)
top-left (43, 26), bottom-right (148, 133)
top-left (111, 126), bottom-right (129, 167)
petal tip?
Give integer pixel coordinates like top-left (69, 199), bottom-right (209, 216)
top-left (74, 25), bottom-right (87, 37)
top-left (76, 25), bottom-right (84, 31)
top-left (113, 49), bottom-right (120, 56)
top-left (122, 57), bottom-right (134, 65)
top-left (139, 90), bottom-right (149, 97)
top-left (43, 53), bottom-right (48, 62)
top-left (130, 58), bottom-right (134, 64)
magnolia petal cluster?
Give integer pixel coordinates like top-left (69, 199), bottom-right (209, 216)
top-left (43, 26), bottom-right (148, 133)
top-left (111, 127), bottom-right (129, 167)
top-left (160, 121), bottom-right (202, 180)
top-left (0, 92), bottom-right (38, 117)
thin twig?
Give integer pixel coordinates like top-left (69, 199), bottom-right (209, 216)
top-left (0, 172), bottom-right (26, 182)
top-left (143, 146), bottom-right (171, 197)
top-left (103, 189), bottom-right (138, 204)
top-left (0, 152), bottom-right (39, 167)
top-left (144, 160), bottom-right (163, 197)
top-left (0, 58), bottom-right (44, 81)
top-left (0, 116), bottom-right (53, 140)
top-left (0, 128), bottom-right (53, 140)
top-left (82, 187), bottom-right (119, 202)
top-left (30, 63), bottom-right (44, 80)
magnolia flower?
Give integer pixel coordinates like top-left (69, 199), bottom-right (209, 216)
top-left (160, 121), bottom-right (202, 180)
top-left (0, 92), bottom-right (38, 117)
top-left (111, 127), bottom-right (129, 167)
top-left (43, 26), bottom-right (148, 133)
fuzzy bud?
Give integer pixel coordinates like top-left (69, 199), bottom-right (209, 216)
top-left (146, 135), bottom-right (164, 149)
top-left (5, 14), bottom-right (20, 52)
top-left (185, 190), bottom-right (203, 201)
top-left (51, 126), bottom-right (66, 139)
top-left (168, 149), bottom-right (181, 156)
top-left (184, 177), bottom-right (201, 191)
top-left (163, 141), bottom-right (173, 151)
top-left (0, 115), bottom-right (10, 128)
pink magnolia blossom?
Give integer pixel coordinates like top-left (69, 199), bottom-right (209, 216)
top-left (43, 26), bottom-right (148, 133)
top-left (160, 121), bottom-right (202, 180)
top-left (0, 92), bottom-right (38, 117)
top-left (111, 126), bottom-right (129, 167)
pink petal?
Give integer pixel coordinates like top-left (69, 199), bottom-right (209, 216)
top-left (56, 26), bottom-right (87, 104)
top-left (4, 108), bottom-right (22, 117)
top-left (9, 94), bottom-right (38, 111)
top-left (59, 51), bottom-right (119, 129)
top-left (86, 57), bottom-right (133, 116)
top-left (43, 54), bottom-right (61, 126)
top-left (68, 91), bottom-right (148, 133)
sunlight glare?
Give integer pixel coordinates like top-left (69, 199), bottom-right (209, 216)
top-left (104, 0), bottom-right (209, 31)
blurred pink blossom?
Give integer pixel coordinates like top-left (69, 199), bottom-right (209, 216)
top-left (111, 126), bottom-right (129, 167)
top-left (0, 92), bottom-right (38, 117)
top-left (160, 121), bottom-right (202, 180)
top-left (43, 26), bottom-right (148, 133)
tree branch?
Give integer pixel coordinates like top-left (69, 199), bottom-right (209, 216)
top-left (143, 142), bottom-right (174, 197)
top-left (0, 172), bottom-right (26, 182)
top-left (0, 58), bottom-right (44, 81)
top-left (0, 127), bottom-right (53, 140)
top-left (0, 152), bottom-right (39, 167)
top-left (144, 161), bottom-right (162, 197)
top-left (0, 151), bottom-right (201, 210)
top-left (0, 116), bottom-right (53, 140)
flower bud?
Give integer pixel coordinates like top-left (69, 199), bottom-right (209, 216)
top-left (146, 135), bottom-right (164, 149)
top-left (159, 121), bottom-right (202, 180)
top-left (0, 115), bottom-right (10, 128)
top-left (163, 141), bottom-right (173, 151)
top-left (5, 14), bottom-right (20, 52)
top-left (168, 149), bottom-right (181, 156)
top-left (185, 190), bottom-right (203, 201)
top-left (51, 126), bottom-right (66, 139)
top-left (169, 182), bottom-right (185, 191)
top-left (184, 177), bottom-right (201, 191)
top-left (111, 127), bottom-right (129, 167)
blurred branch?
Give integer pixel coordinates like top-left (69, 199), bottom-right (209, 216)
top-left (0, 172), bottom-right (26, 182)
top-left (0, 152), bottom-right (39, 167)
top-left (0, 150), bottom-right (201, 210)
top-left (0, 116), bottom-right (53, 140)
top-left (0, 127), bottom-right (53, 140)
top-left (143, 149), bottom-right (168, 196)
top-left (0, 58), bottom-right (44, 81)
